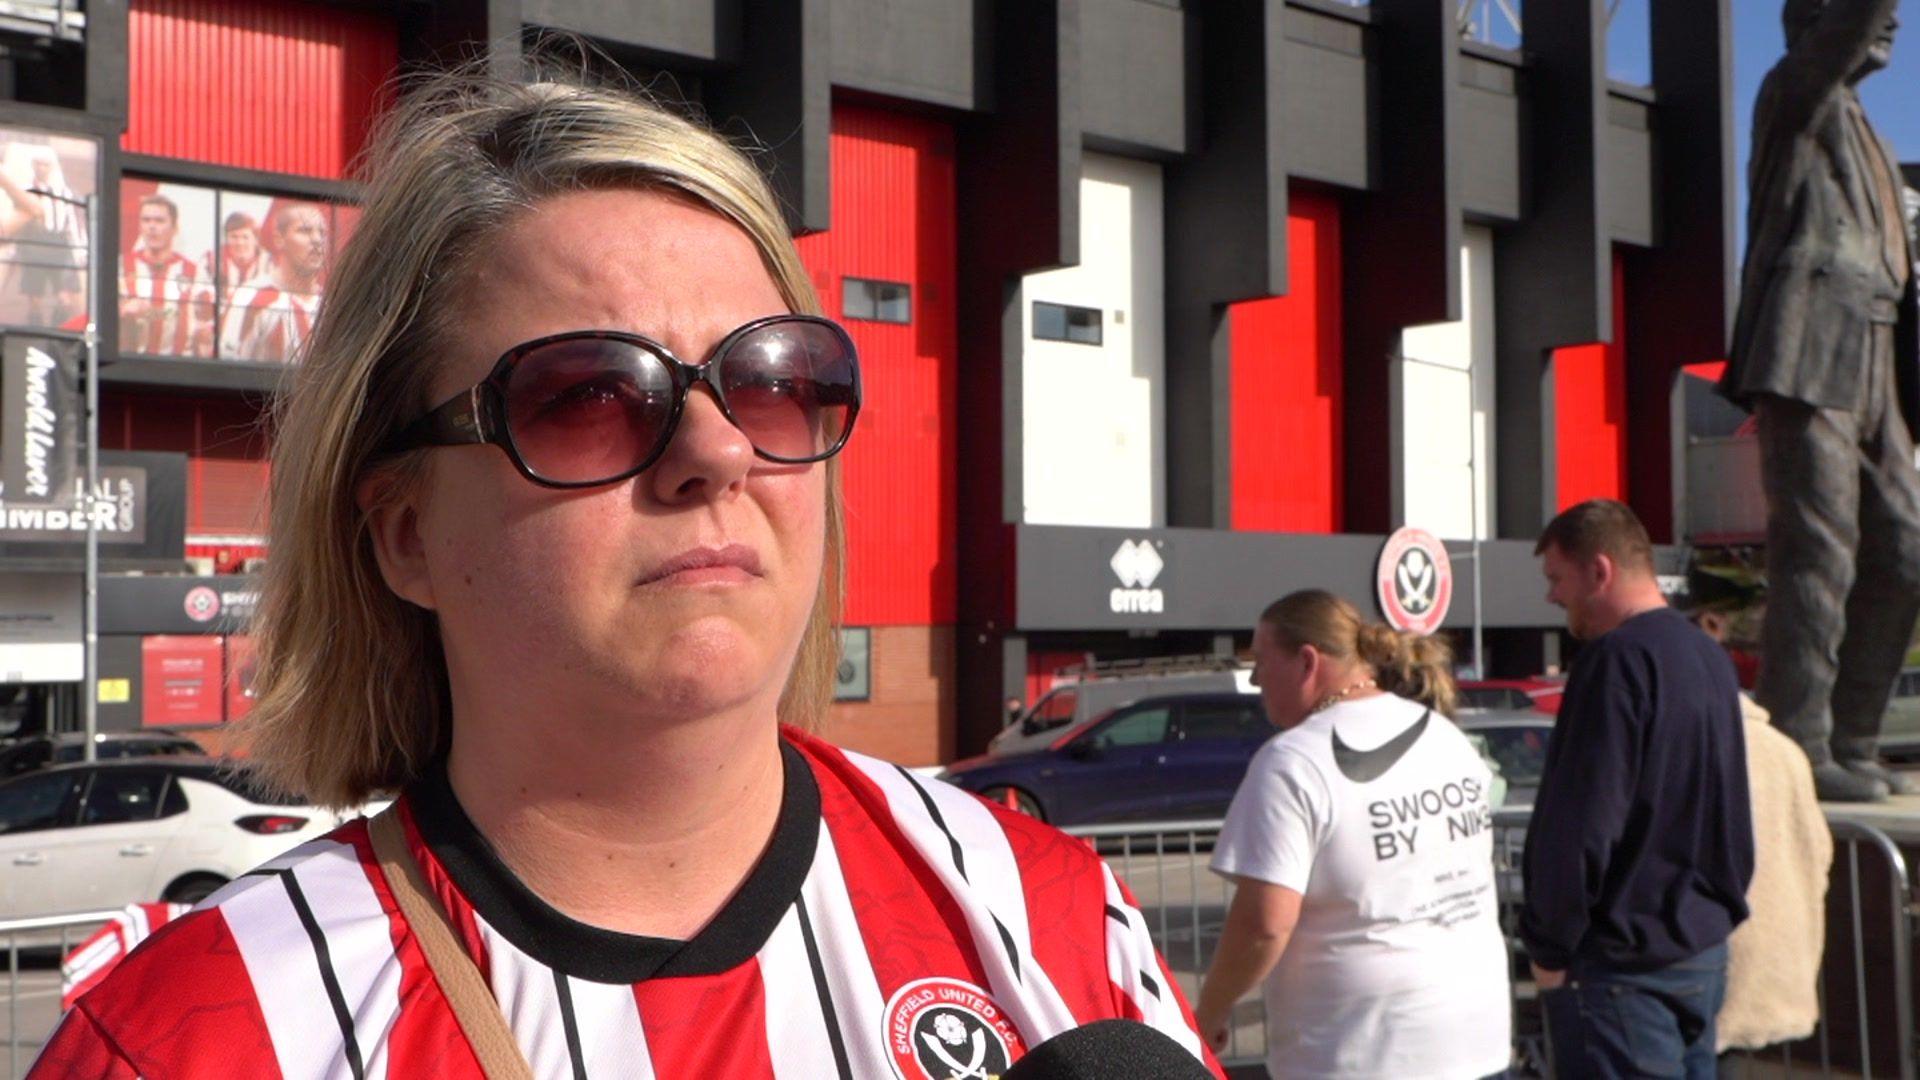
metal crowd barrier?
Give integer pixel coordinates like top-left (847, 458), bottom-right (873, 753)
top-left (4, 817), bottom-right (1913, 1078)
top-left (1067, 812), bottom-right (1919, 1079)
top-left (0, 910), bottom-right (117, 1079)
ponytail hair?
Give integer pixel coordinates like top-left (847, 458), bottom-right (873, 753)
top-left (1354, 623), bottom-right (1457, 717)
top-left (1259, 589), bottom-right (1459, 716)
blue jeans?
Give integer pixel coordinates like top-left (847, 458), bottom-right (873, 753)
top-left (1541, 943), bottom-right (1728, 1079)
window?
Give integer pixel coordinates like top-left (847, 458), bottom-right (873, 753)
top-left (80, 770), bottom-right (169, 825)
top-left (1458, 687), bottom-right (1531, 711)
top-left (1034, 690), bottom-right (1079, 725)
top-left (1094, 705), bottom-right (1171, 749)
top-left (834, 627), bottom-right (871, 702)
top-left (0, 739), bottom-right (50, 777)
top-left (1032, 301), bottom-right (1102, 346)
top-left (0, 771), bottom-right (82, 834)
top-left (843, 278), bottom-right (911, 324)
top-left (1178, 701), bottom-right (1270, 742)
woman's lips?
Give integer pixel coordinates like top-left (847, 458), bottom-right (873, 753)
top-left (637, 543), bottom-right (765, 587)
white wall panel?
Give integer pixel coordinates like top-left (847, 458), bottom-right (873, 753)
top-left (1395, 226), bottom-right (1497, 541)
top-left (1019, 153), bottom-right (1165, 528)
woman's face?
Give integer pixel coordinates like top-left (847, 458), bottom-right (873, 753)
top-left (1249, 623), bottom-right (1316, 730)
top-left (383, 188), bottom-right (825, 726)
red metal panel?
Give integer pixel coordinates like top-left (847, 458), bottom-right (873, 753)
top-left (794, 104), bottom-right (958, 626)
top-left (1553, 253), bottom-right (1630, 508)
top-left (114, 393), bottom-right (270, 538)
top-left (125, 0), bottom-right (398, 179)
top-left (1228, 188), bottom-right (1344, 533)
top-left (141, 634), bottom-right (224, 726)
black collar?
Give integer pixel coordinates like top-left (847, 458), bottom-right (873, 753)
top-left (406, 739), bottom-right (820, 984)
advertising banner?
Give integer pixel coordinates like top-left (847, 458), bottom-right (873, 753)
top-left (0, 334), bottom-right (80, 506)
top-left (0, 450), bottom-right (185, 565)
top-left (0, 571), bottom-right (81, 682)
top-left (0, 126), bottom-right (95, 334)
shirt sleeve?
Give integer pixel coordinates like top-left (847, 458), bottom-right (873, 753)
top-left (1519, 642), bottom-right (1646, 971)
top-left (1209, 743), bottom-right (1332, 892)
top-left (27, 1005), bottom-right (139, 1080)
top-left (1099, 864), bottom-right (1229, 1079)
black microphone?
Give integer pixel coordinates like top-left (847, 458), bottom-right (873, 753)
top-left (1004, 1019), bottom-right (1216, 1079)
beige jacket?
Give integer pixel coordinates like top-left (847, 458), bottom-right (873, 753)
top-left (1718, 695), bottom-right (1833, 1051)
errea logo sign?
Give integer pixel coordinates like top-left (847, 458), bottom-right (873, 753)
top-left (1109, 539), bottom-right (1165, 614)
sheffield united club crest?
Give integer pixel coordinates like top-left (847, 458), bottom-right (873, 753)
top-left (884, 977), bottom-right (1025, 1080)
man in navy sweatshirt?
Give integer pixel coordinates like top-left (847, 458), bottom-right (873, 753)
top-left (1523, 499), bottom-right (1755, 1078)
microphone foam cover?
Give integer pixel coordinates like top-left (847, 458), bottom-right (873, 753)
top-left (1003, 1019), bottom-right (1215, 1079)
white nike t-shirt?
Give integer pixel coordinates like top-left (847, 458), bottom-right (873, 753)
top-left (1212, 693), bottom-right (1511, 1080)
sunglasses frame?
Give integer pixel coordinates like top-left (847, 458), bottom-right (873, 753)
top-left (387, 313), bottom-right (862, 489)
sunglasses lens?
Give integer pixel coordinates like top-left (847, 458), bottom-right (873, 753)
top-left (503, 338), bottom-right (674, 483)
top-left (718, 320), bottom-right (858, 461)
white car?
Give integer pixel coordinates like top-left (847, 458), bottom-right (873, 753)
top-left (0, 757), bottom-right (380, 920)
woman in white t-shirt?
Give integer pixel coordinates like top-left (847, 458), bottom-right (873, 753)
top-left (1196, 590), bottom-right (1512, 1079)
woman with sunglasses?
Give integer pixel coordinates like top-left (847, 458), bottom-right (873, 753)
top-left (32, 68), bottom-right (1220, 1079)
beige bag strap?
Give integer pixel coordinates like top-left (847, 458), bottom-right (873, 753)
top-left (368, 806), bottom-right (535, 1080)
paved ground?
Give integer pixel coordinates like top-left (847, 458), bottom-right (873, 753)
top-left (1, 967), bottom-right (60, 1080)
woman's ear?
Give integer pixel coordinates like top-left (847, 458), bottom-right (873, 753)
top-left (1296, 644), bottom-right (1322, 683)
top-left (357, 467), bottom-right (438, 611)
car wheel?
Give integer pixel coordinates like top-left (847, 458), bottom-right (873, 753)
top-left (162, 873), bottom-right (228, 905)
top-left (979, 786), bottom-right (1045, 821)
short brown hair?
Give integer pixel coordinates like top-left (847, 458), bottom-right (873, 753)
top-left (1534, 499), bottom-right (1654, 573)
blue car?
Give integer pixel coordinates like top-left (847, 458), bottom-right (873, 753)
top-left (939, 693), bottom-right (1273, 825)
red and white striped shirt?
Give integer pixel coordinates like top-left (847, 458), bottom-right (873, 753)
top-left (34, 730), bottom-right (1220, 1079)
top-left (59, 903), bottom-right (190, 1010)
top-left (119, 246), bottom-right (208, 357)
top-left (220, 280), bottom-right (321, 364)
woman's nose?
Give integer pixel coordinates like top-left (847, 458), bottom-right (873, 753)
top-left (646, 385), bottom-right (755, 504)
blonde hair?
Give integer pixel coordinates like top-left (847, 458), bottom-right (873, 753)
top-left (1259, 590), bottom-right (1458, 716)
top-left (237, 65), bottom-right (843, 808)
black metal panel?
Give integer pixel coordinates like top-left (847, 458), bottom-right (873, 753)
top-left (1281, 3), bottom-right (1371, 190)
top-left (704, 0), bottom-right (831, 232)
top-left (99, 574), bottom-right (258, 635)
top-left (829, 0), bottom-right (980, 110)
top-left (86, 0), bottom-right (129, 121)
top-left (1492, 0), bottom-right (1608, 540)
top-left (400, 0), bottom-right (523, 76)
top-left (1164, 0), bottom-right (1285, 529)
top-left (1623, 0), bottom-right (1734, 542)
top-left (954, 0), bottom-right (1079, 754)
top-left (119, 155), bottom-right (360, 202)
top-left (522, 0), bottom-right (737, 61)
top-left (1013, 523), bottom-right (1592, 632)
top-left (1079, 0), bottom-right (1189, 156)
top-left (1456, 52), bottom-right (1521, 222)
top-left (100, 359), bottom-right (286, 395)
top-left (1340, 0), bottom-right (1458, 533)
top-left (1605, 89), bottom-right (1655, 245)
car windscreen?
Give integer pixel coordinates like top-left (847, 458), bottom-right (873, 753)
top-left (1469, 726), bottom-right (1552, 789)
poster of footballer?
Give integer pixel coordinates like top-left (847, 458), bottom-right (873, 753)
top-left (0, 127), bottom-right (95, 334)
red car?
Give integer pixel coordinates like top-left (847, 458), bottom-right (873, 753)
top-left (1457, 678), bottom-right (1563, 716)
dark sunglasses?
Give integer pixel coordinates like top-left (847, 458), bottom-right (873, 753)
top-left (387, 314), bottom-right (861, 488)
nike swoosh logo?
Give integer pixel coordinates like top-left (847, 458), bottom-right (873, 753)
top-left (1331, 711), bottom-right (1432, 784)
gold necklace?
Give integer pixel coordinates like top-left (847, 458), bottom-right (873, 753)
top-left (1309, 678), bottom-right (1377, 717)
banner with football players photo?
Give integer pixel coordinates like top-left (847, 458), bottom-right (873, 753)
top-left (0, 127), bottom-right (95, 335)
top-left (118, 176), bottom-right (351, 364)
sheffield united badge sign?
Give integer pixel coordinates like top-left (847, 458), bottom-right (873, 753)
top-left (1376, 527), bottom-right (1452, 636)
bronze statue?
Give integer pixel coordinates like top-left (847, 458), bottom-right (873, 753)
top-left (1720, 0), bottom-right (1918, 802)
